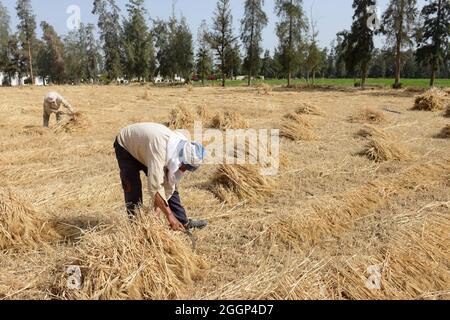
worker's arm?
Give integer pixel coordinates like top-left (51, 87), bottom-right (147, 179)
top-left (58, 96), bottom-right (75, 114)
top-left (154, 192), bottom-right (185, 231)
top-left (147, 143), bottom-right (185, 231)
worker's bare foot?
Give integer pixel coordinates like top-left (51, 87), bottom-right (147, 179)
top-left (185, 219), bottom-right (208, 230)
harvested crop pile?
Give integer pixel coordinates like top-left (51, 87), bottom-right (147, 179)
top-left (211, 111), bottom-right (249, 130)
top-left (413, 88), bottom-right (446, 111)
top-left (270, 161), bottom-right (450, 249)
top-left (168, 104), bottom-right (195, 129)
top-left (295, 103), bottom-right (324, 116)
top-left (349, 108), bottom-right (386, 124)
top-left (283, 113), bottom-right (313, 128)
top-left (281, 119), bottom-right (317, 141)
top-left (0, 188), bottom-right (60, 250)
top-left (330, 211), bottom-right (450, 299)
top-left (209, 164), bottom-right (276, 204)
top-left (356, 125), bottom-right (390, 140)
top-left (196, 105), bottom-right (212, 125)
top-left (54, 112), bottom-right (90, 133)
top-left (54, 214), bottom-right (208, 300)
top-left (436, 125), bottom-right (450, 139)
top-left (360, 137), bottom-right (412, 162)
top-left (256, 83), bottom-right (272, 95)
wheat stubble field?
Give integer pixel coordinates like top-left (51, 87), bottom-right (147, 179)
top-left (0, 84), bottom-right (449, 300)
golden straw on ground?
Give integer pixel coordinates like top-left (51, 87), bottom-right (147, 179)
top-left (413, 88), bottom-right (446, 111)
top-left (0, 188), bottom-right (60, 250)
top-left (53, 214), bottom-right (208, 300)
top-left (360, 137), bottom-right (412, 162)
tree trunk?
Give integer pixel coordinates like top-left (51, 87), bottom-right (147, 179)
top-left (222, 56), bottom-right (226, 87)
top-left (430, 63), bottom-right (436, 87)
top-left (27, 40), bottom-right (34, 85)
top-left (248, 4), bottom-right (255, 87)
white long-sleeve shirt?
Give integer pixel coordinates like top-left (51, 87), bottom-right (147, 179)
top-left (117, 123), bottom-right (178, 205)
top-left (43, 92), bottom-right (74, 114)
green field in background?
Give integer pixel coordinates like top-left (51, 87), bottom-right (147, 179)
top-left (194, 78), bottom-right (450, 88)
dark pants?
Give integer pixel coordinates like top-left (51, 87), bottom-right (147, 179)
top-left (114, 138), bottom-right (188, 224)
top-left (43, 110), bottom-right (62, 128)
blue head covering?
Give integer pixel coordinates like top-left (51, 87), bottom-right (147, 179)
top-left (179, 141), bottom-right (206, 172)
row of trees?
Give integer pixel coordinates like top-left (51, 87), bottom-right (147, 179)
top-left (0, 0), bottom-right (449, 87)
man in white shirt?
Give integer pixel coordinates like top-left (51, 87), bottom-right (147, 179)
top-left (43, 91), bottom-right (75, 127)
top-left (114, 123), bottom-right (208, 231)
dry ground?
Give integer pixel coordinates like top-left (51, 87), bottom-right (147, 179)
top-left (0, 84), bottom-right (449, 299)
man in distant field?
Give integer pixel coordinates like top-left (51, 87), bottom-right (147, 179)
top-left (114, 122), bottom-right (208, 231)
top-left (43, 91), bottom-right (75, 127)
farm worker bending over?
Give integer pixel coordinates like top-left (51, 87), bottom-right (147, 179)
top-left (43, 91), bottom-right (75, 127)
top-left (114, 123), bottom-right (208, 231)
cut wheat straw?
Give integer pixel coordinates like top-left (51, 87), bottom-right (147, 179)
top-left (168, 104), bottom-right (195, 129)
top-left (53, 112), bottom-right (90, 133)
top-left (256, 83), bottom-right (272, 95)
top-left (283, 113), bottom-right (313, 128)
top-left (210, 164), bottom-right (275, 204)
top-left (53, 214), bottom-right (208, 300)
top-left (413, 88), bottom-right (446, 111)
top-left (0, 188), bottom-right (60, 250)
top-left (360, 137), bottom-right (412, 162)
top-left (295, 103), bottom-right (324, 116)
top-left (356, 125), bottom-right (390, 140)
top-left (211, 111), bottom-right (249, 130)
top-left (349, 108), bottom-right (386, 124)
top-left (281, 119), bottom-right (317, 141)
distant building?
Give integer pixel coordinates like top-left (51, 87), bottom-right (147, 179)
top-left (0, 72), bottom-right (47, 86)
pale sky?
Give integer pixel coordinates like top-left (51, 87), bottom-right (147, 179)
top-left (1, 0), bottom-right (427, 52)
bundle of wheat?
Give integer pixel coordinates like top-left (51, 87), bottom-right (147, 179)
top-left (53, 112), bottom-right (90, 133)
top-left (295, 103), bottom-right (324, 116)
top-left (280, 119), bottom-right (317, 141)
top-left (211, 111), bottom-right (249, 130)
top-left (168, 104), bottom-right (195, 129)
top-left (360, 137), bottom-right (412, 162)
top-left (209, 164), bottom-right (276, 204)
top-left (0, 188), bottom-right (60, 250)
top-left (413, 88), bottom-right (446, 111)
top-left (283, 113), bottom-right (313, 128)
top-left (436, 125), bottom-right (450, 139)
top-left (196, 105), bottom-right (212, 125)
top-left (349, 108), bottom-right (386, 124)
top-left (53, 214), bottom-right (208, 300)
top-left (256, 83), bottom-right (272, 95)
top-left (355, 125), bottom-right (390, 140)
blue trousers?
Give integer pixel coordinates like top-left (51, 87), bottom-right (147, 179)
top-left (114, 138), bottom-right (188, 224)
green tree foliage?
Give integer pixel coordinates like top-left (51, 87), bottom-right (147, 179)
top-left (208, 0), bottom-right (236, 87)
top-left (196, 20), bottom-right (213, 85)
top-left (92, 0), bottom-right (122, 82)
top-left (340, 0), bottom-right (376, 87)
top-left (241, 0), bottom-right (268, 85)
top-left (224, 43), bottom-right (241, 79)
top-left (15, 0), bottom-right (36, 84)
top-left (382, 0), bottom-right (418, 88)
top-left (64, 24), bottom-right (101, 84)
top-left (416, 0), bottom-right (450, 86)
top-left (275, 0), bottom-right (308, 87)
top-left (153, 16), bottom-right (194, 82)
top-left (123, 0), bottom-right (155, 81)
top-left (37, 21), bottom-right (65, 84)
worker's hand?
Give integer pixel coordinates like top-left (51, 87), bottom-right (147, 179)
top-left (168, 214), bottom-right (185, 231)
